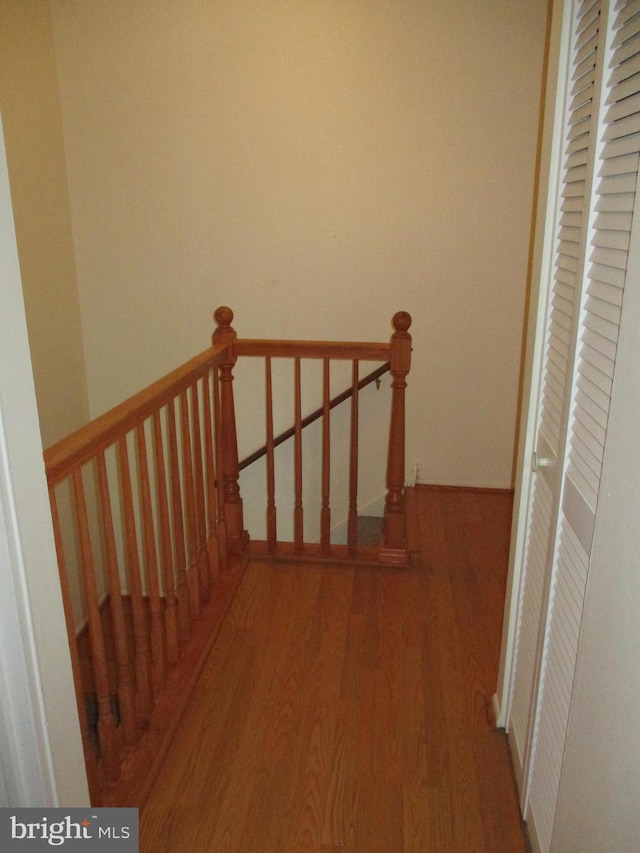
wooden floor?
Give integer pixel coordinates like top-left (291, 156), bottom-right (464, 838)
top-left (141, 487), bottom-right (526, 852)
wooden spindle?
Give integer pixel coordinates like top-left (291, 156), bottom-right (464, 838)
top-left (380, 311), bottom-right (412, 564)
top-left (190, 379), bottom-right (210, 604)
top-left (348, 359), bottom-right (360, 556)
top-left (95, 452), bottom-right (138, 746)
top-left (117, 436), bottom-right (153, 720)
top-left (321, 358), bottom-right (331, 554)
top-left (71, 468), bottom-right (120, 782)
top-left (167, 400), bottom-right (191, 644)
top-left (202, 369), bottom-right (220, 585)
top-left (294, 357), bottom-right (303, 552)
top-left (265, 356), bottom-right (277, 552)
top-left (135, 422), bottom-right (166, 694)
top-left (212, 306), bottom-right (248, 553)
top-left (212, 367), bottom-right (229, 569)
top-left (49, 486), bottom-right (101, 798)
top-left (152, 410), bottom-right (179, 665)
top-left (180, 389), bottom-right (201, 621)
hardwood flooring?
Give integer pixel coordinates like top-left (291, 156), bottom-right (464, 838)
top-left (141, 486), bottom-right (526, 852)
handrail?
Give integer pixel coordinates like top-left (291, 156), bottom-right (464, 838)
top-left (238, 361), bottom-right (391, 471)
top-left (235, 339), bottom-right (390, 361)
top-left (44, 343), bottom-right (229, 486)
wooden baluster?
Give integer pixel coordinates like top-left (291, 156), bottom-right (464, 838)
top-left (380, 311), bottom-right (412, 564)
top-left (152, 409), bottom-right (179, 665)
top-left (71, 468), bottom-right (120, 782)
top-left (180, 389), bottom-right (201, 621)
top-left (348, 359), bottom-right (359, 556)
top-left (117, 436), bottom-right (153, 721)
top-left (212, 306), bottom-right (248, 553)
top-left (265, 356), bottom-right (277, 552)
top-left (190, 379), bottom-right (210, 604)
top-left (167, 401), bottom-right (191, 644)
top-left (202, 369), bottom-right (220, 585)
top-left (212, 367), bottom-right (228, 569)
top-left (95, 452), bottom-right (138, 746)
top-left (294, 356), bottom-right (304, 552)
top-left (49, 486), bottom-right (102, 799)
top-left (135, 422), bottom-right (166, 694)
top-left (321, 358), bottom-right (331, 554)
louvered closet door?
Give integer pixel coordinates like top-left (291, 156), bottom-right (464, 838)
top-left (508, 0), bottom-right (602, 796)
top-left (509, 2), bottom-right (640, 851)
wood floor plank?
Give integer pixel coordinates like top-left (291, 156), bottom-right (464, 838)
top-left (140, 486), bottom-right (527, 852)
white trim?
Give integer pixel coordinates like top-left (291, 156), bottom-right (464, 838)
top-left (525, 802), bottom-right (544, 853)
top-left (0, 114), bottom-right (89, 806)
top-left (414, 477), bottom-right (514, 490)
top-left (491, 692), bottom-right (502, 728)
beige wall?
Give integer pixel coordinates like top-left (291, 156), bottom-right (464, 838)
top-left (0, 0), bottom-right (89, 449)
top-left (50, 0), bottom-right (547, 488)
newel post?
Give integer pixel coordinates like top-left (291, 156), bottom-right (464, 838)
top-left (212, 306), bottom-right (248, 554)
top-left (380, 311), bottom-right (412, 564)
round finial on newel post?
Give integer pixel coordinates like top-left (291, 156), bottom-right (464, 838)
top-left (392, 311), bottom-right (412, 335)
top-left (214, 305), bottom-right (234, 333)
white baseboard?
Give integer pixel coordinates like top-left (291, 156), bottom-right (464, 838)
top-left (415, 477), bottom-right (514, 491)
top-left (492, 692), bottom-right (504, 729)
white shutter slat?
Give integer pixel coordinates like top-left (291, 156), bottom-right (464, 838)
top-left (612, 9), bottom-right (640, 44)
top-left (582, 310), bottom-right (619, 345)
top-left (591, 227), bottom-right (631, 250)
top-left (570, 80), bottom-right (595, 112)
top-left (601, 131), bottom-right (640, 158)
top-left (613, 0), bottom-right (640, 28)
top-left (572, 420), bottom-right (606, 471)
top-left (560, 209), bottom-right (583, 227)
top-left (586, 278), bottom-right (624, 306)
top-left (576, 370), bottom-right (611, 414)
top-left (598, 151), bottom-right (640, 176)
top-left (574, 387), bottom-right (609, 430)
top-left (605, 68), bottom-right (640, 102)
top-left (592, 209), bottom-right (634, 230)
top-left (609, 47), bottom-right (640, 84)
top-left (609, 28), bottom-right (640, 65)
top-left (594, 189), bottom-right (635, 210)
top-left (566, 147), bottom-right (590, 169)
top-left (596, 171), bottom-right (638, 194)
top-left (589, 243), bottom-right (629, 268)
top-left (578, 328), bottom-right (616, 364)
top-left (602, 110), bottom-right (640, 138)
top-left (603, 89), bottom-right (640, 122)
top-left (587, 259), bottom-right (625, 287)
top-left (584, 293), bottom-right (622, 323)
top-left (577, 357), bottom-right (614, 398)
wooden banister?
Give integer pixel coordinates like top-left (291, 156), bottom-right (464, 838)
top-left (44, 344), bottom-right (227, 485)
top-left (235, 339), bottom-right (390, 360)
top-left (380, 311), bottom-right (412, 564)
top-left (212, 307), bottom-right (248, 554)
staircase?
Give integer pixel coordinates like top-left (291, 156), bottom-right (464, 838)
top-left (43, 306), bottom-right (412, 806)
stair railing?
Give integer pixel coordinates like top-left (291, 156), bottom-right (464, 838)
top-left (44, 343), bottom-right (231, 804)
top-left (216, 306), bottom-right (413, 563)
top-left (43, 306), bottom-right (411, 806)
